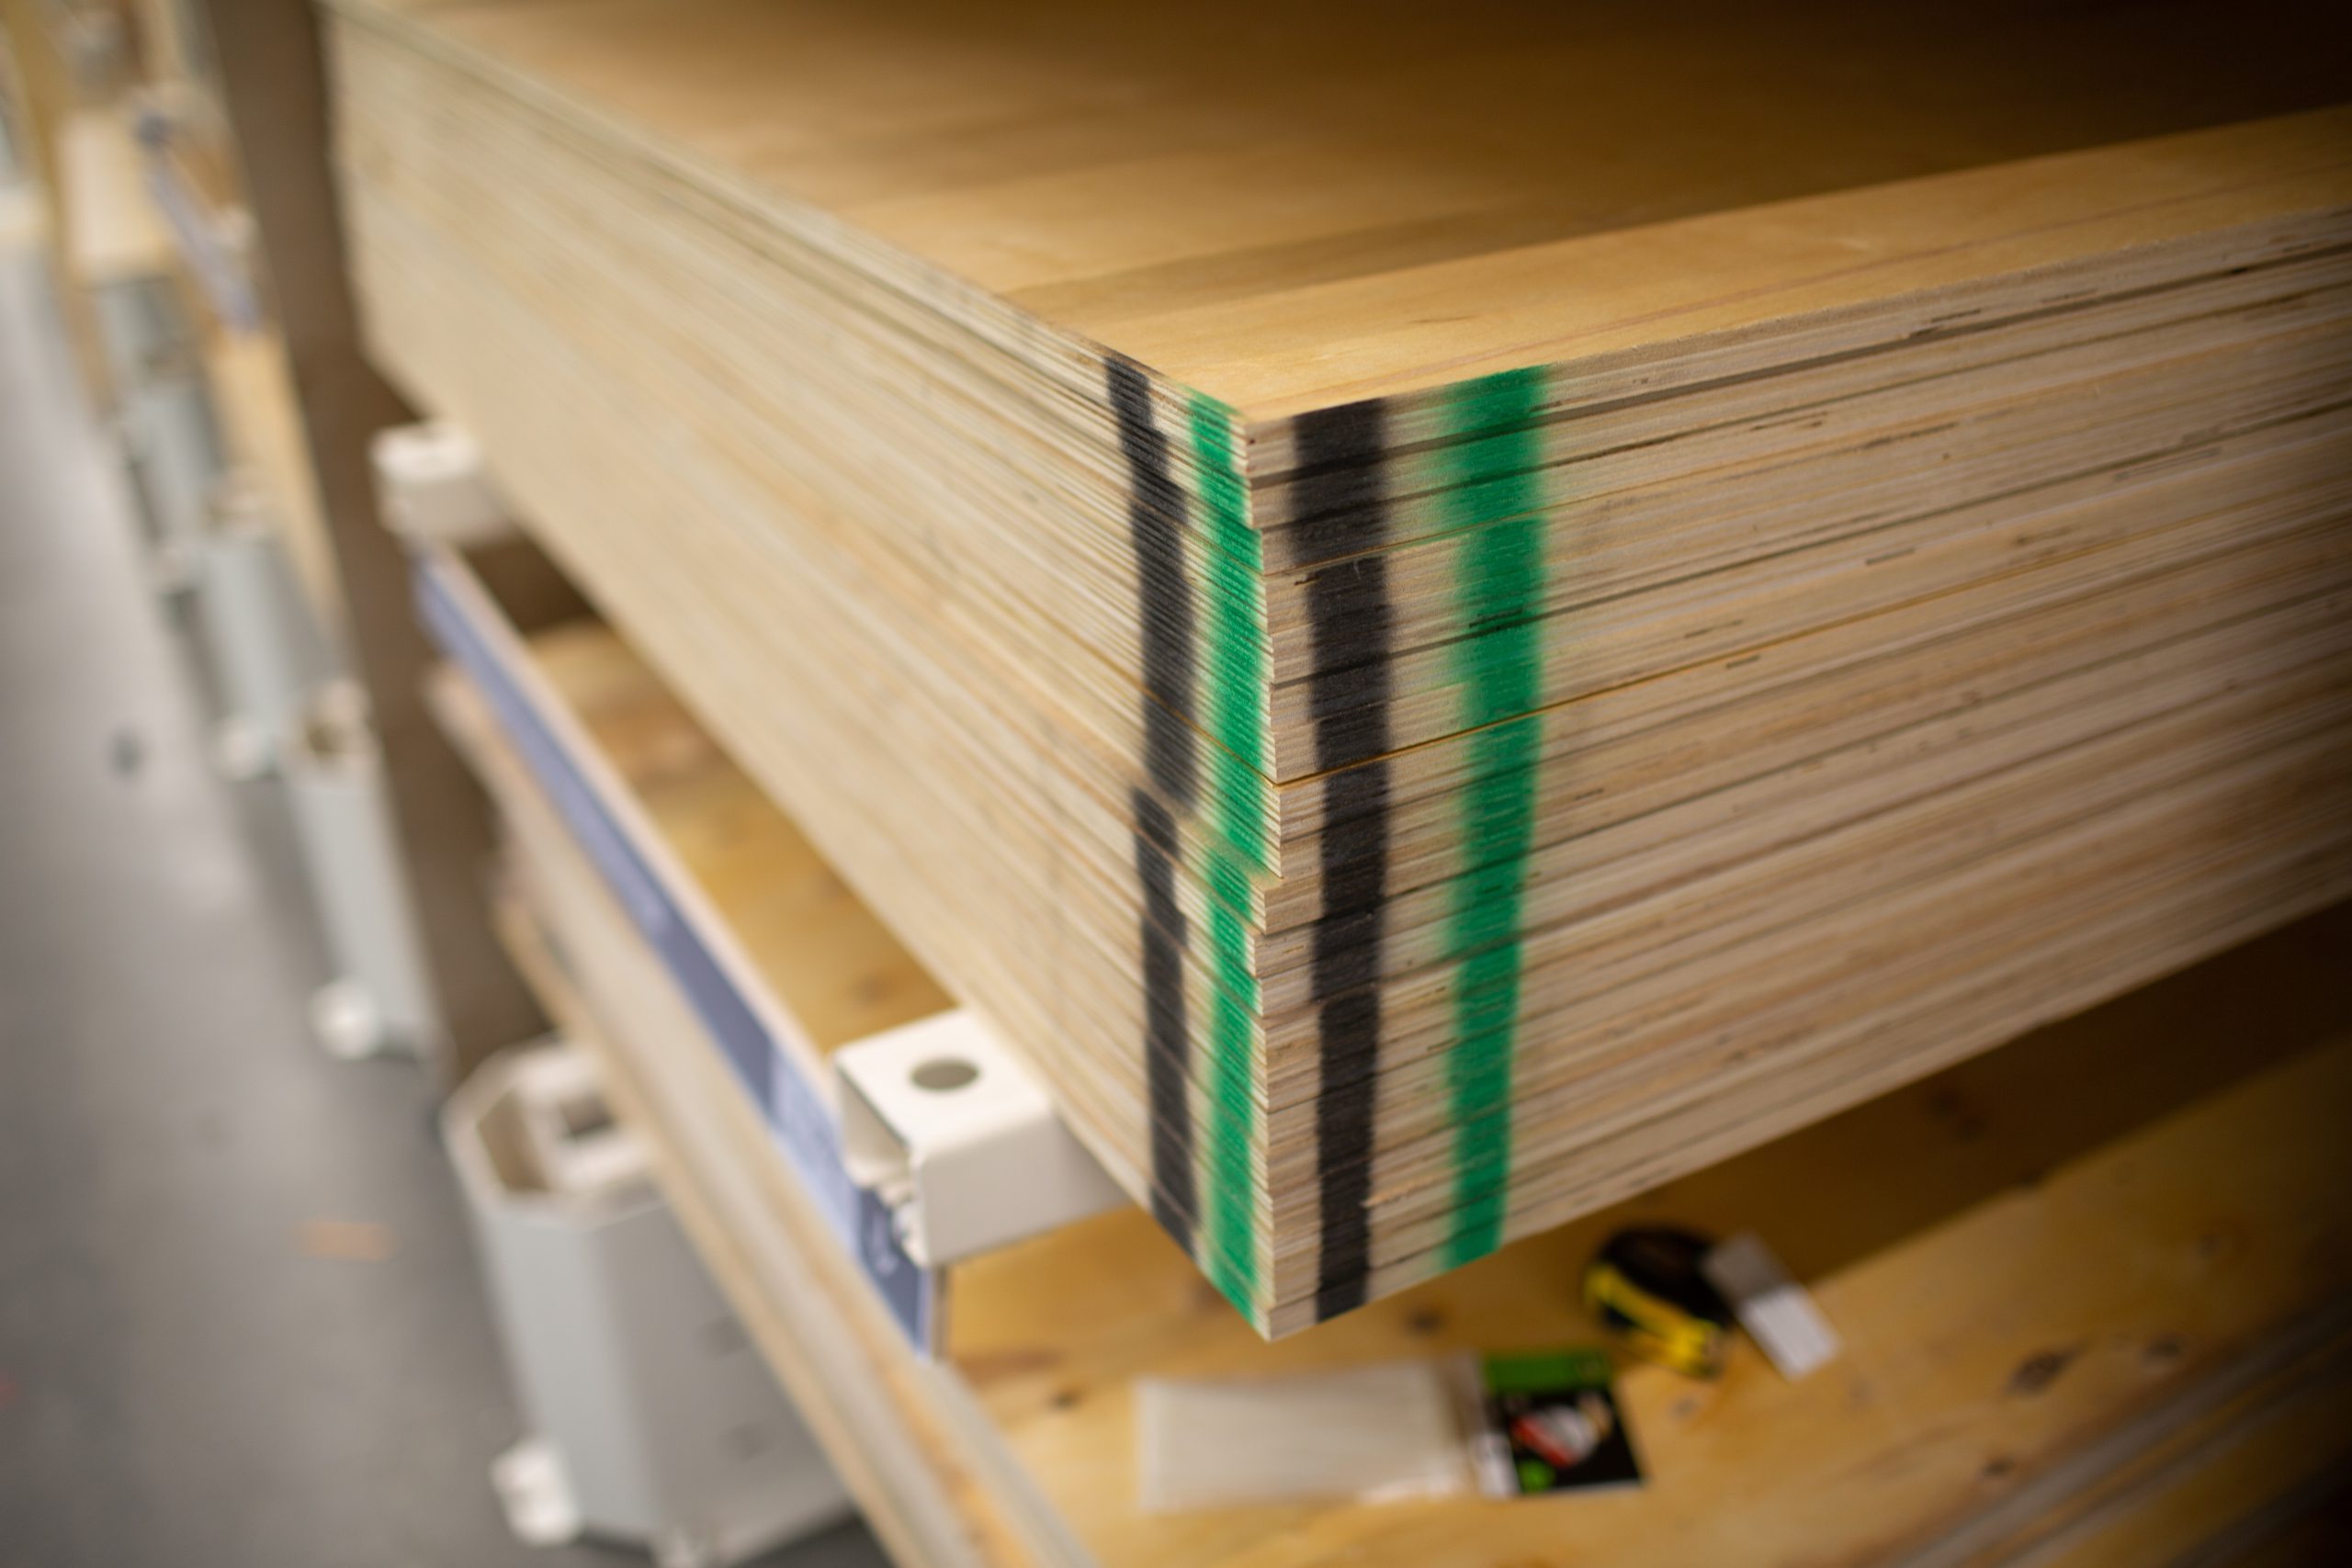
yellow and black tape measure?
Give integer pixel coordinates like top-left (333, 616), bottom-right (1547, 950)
top-left (1583, 1227), bottom-right (1735, 1379)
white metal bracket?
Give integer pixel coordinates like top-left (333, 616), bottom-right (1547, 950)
top-left (370, 422), bottom-right (518, 546)
top-left (835, 1010), bottom-right (1125, 1267)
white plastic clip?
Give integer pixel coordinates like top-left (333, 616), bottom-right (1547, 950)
top-left (835, 1010), bottom-right (1125, 1266)
top-left (370, 422), bottom-right (516, 546)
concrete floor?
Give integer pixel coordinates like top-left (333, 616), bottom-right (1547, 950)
top-left (0, 219), bottom-right (888, 1568)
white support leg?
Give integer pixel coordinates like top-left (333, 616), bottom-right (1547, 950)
top-left (194, 476), bottom-right (337, 779)
top-left (282, 684), bottom-right (445, 1061)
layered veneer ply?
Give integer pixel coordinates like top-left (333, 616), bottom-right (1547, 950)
top-left (327, 0), bottom-right (2352, 1332)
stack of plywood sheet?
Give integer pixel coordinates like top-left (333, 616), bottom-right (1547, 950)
top-left (325, 0), bottom-right (2352, 1334)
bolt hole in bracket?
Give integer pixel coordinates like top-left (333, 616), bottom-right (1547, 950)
top-left (910, 1057), bottom-right (978, 1092)
top-left (836, 1010), bottom-right (1125, 1267)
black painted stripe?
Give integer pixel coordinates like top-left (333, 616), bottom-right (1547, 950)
top-left (1109, 356), bottom-right (1199, 810)
top-left (1282, 461), bottom-right (1391, 567)
top-left (1132, 789), bottom-right (1197, 1238)
top-left (1296, 400), bottom-right (1394, 1319)
top-left (1109, 355), bottom-right (1200, 1245)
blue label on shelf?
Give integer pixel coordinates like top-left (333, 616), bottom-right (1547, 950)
top-left (416, 556), bottom-right (935, 1349)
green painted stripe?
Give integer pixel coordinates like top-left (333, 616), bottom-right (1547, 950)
top-left (1189, 393), bottom-right (1266, 1314)
top-left (1441, 367), bottom-right (1548, 1269)
top-left (1191, 407), bottom-right (1278, 892)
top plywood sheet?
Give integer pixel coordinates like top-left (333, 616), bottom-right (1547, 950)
top-left (341, 0), bottom-right (2351, 415)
